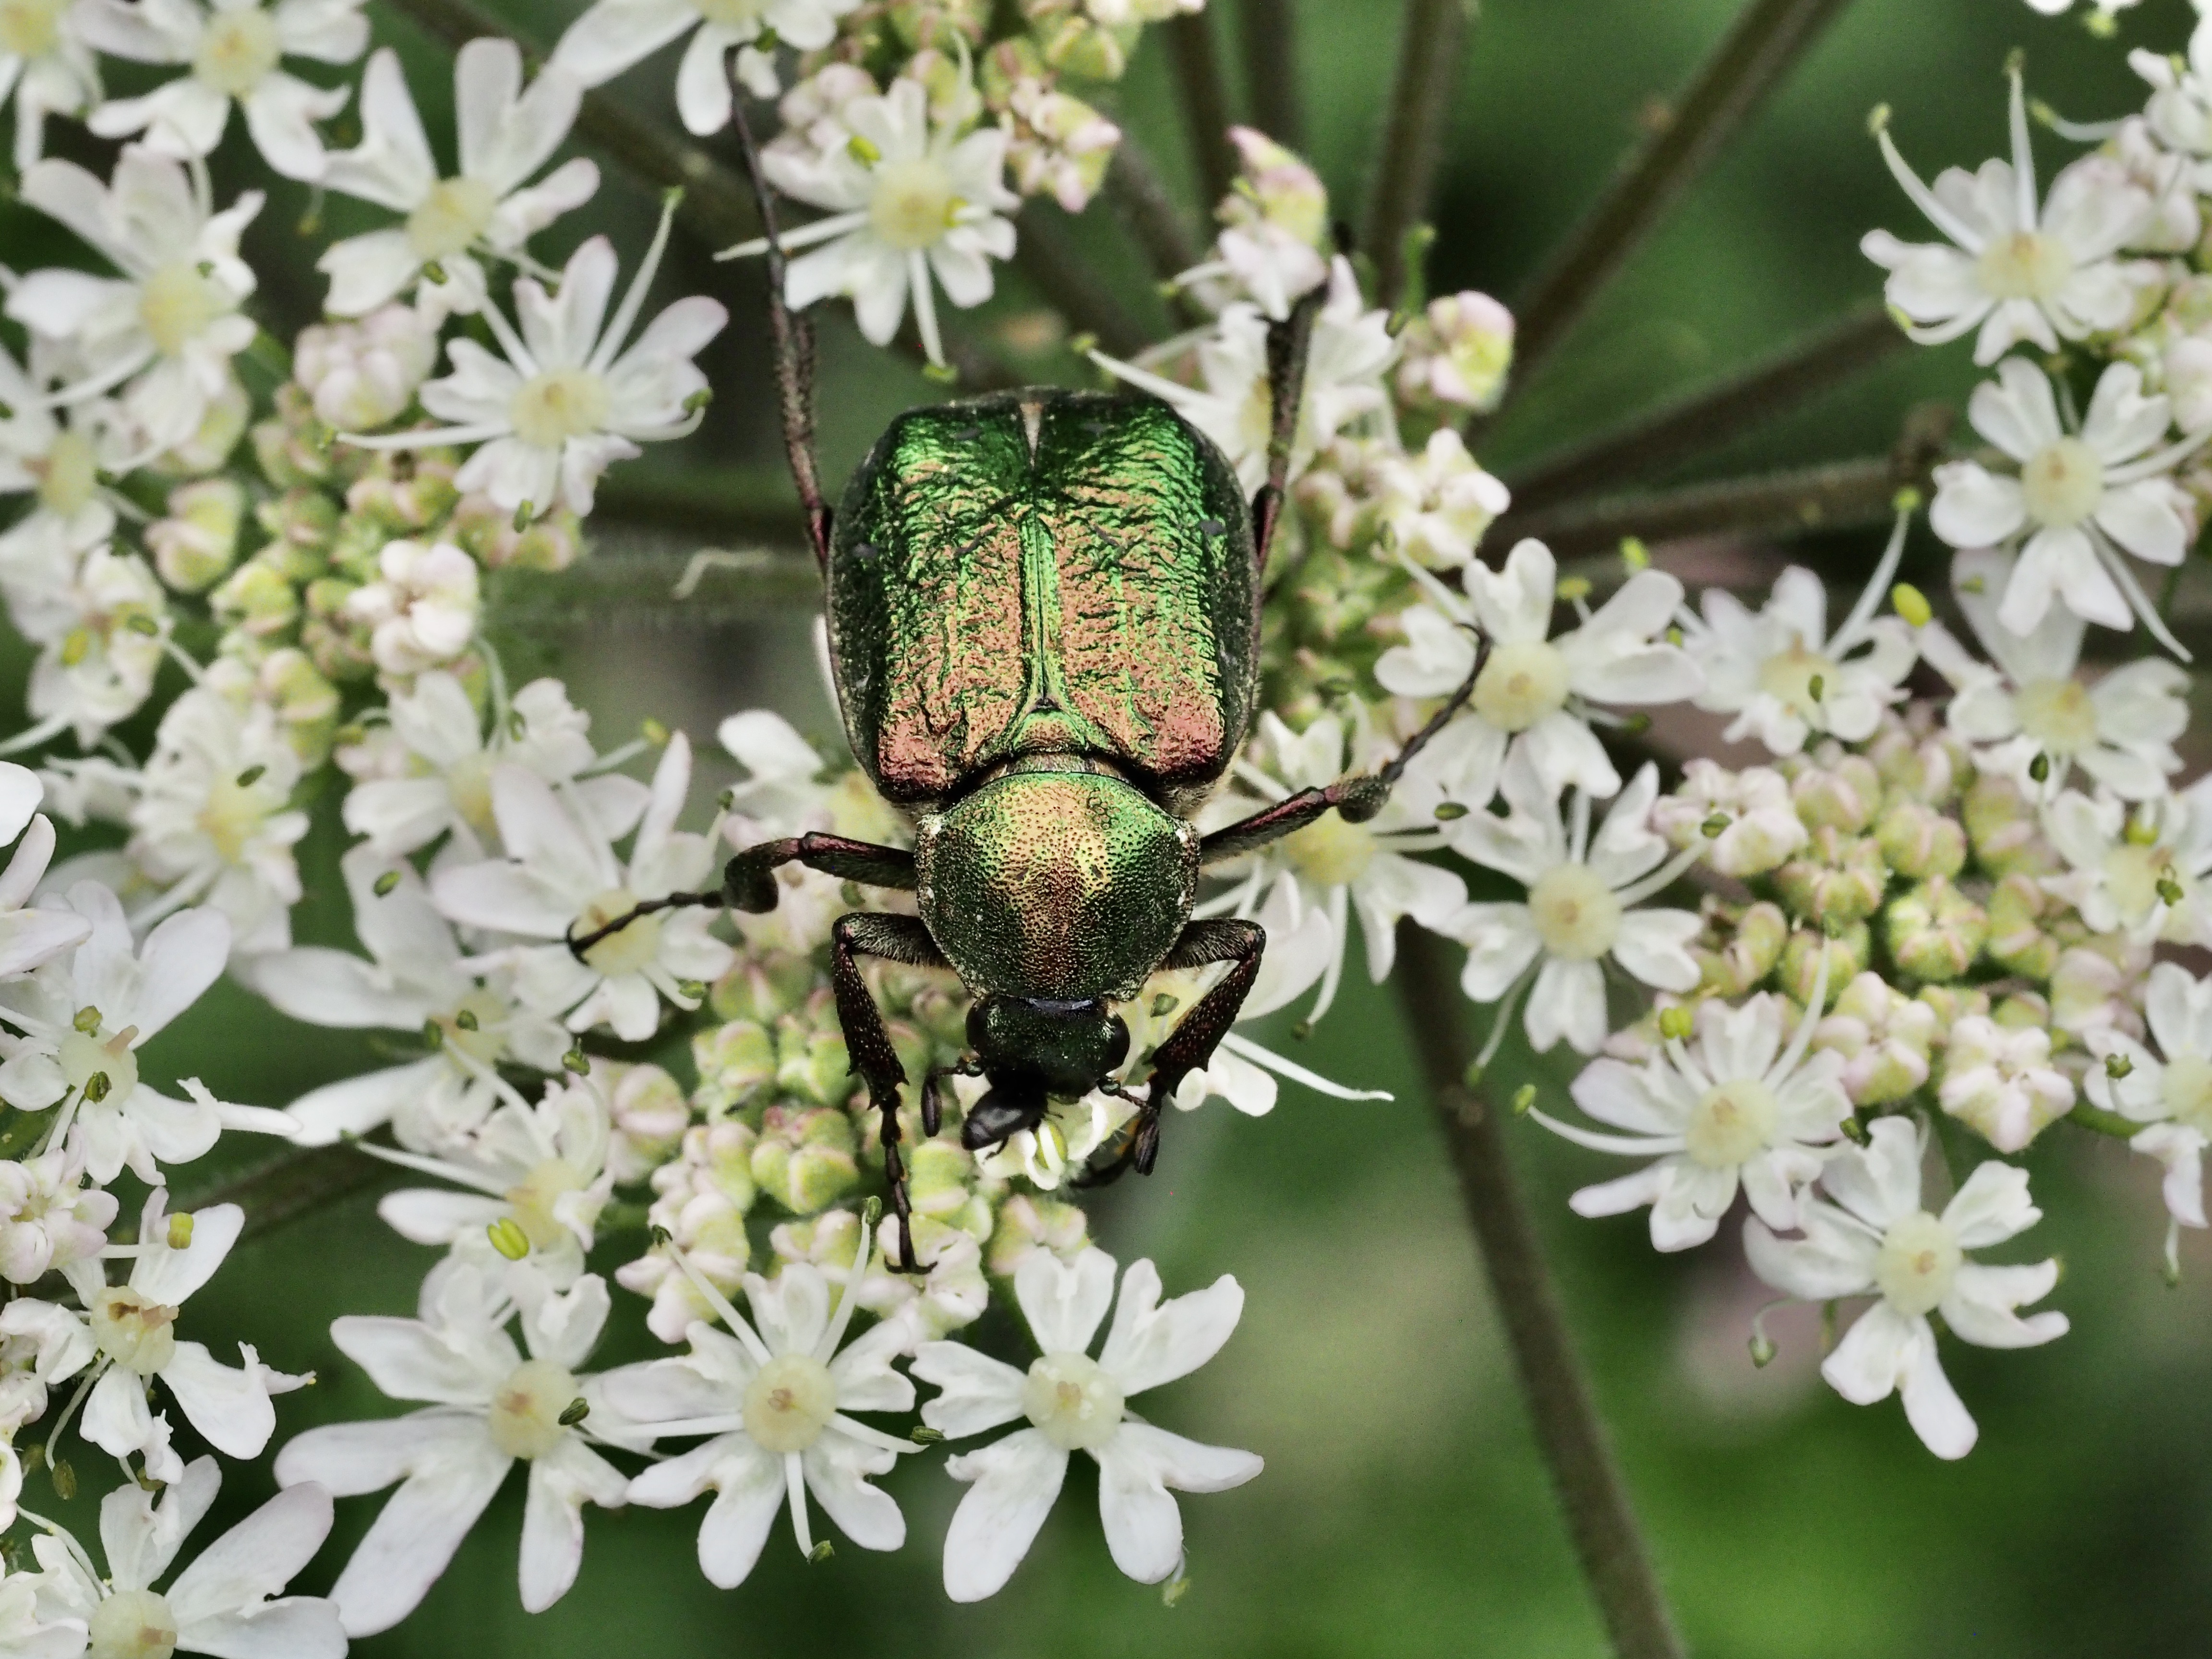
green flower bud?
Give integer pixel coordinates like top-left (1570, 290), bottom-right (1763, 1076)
top-left (1865, 709), bottom-right (1970, 806)
top-left (1993, 989), bottom-right (2052, 1032)
top-left (148, 478), bottom-right (245, 593)
top-left (708, 952), bottom-right (818, 1024)
top-left (1913, 983), bottom-right (1991, 1043)
top-left (1812, 972), bottom-right (1938, 1105)
top-left (1776, 828), bottom-right (1889, 923)
top-left (255, 486), bottom-right (340, 568)
top-left (751, 1106), bottom-right (859, 1214)
top-left (1963, 774), bottom-right (2058, 878)
top-left (1789, 755), bottom-right (1883, 833)
top-left (988, 1193), bottom-right (1091, 1277)
top-left (692, 1019), bottom-right (776, 1114)
top-left (908, 1137), bottom-right (979, 1222)
top-left (776, 1010), bottom-right (854, 1108)
top-left (210, 559), bottom-right (299, 637)
top-left (1884, 875), bottom-right (1989, 983)
top-left (1874, 795), bottom-right (1966, 880)
top-left (1693, 899), bottom-right (1789, 997)
top-left (1780, 924), bottom-right (1868, 1005)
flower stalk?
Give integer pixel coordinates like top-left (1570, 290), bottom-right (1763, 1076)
top-left (1395, 924), bottom-right (1686, 1659)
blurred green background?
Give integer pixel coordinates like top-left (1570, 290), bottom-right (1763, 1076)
top-left (16, 0), bottom-right (2212, 1654)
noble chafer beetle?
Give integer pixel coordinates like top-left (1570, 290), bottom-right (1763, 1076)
top-left (570, 108), bottom-right (1485, 1274)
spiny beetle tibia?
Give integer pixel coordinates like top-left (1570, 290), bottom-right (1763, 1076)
top-left (568, 107), bottom-right (1487, 1275)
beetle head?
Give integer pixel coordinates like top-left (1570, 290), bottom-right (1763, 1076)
top-left (959, 994), bottom-right (1131, 1151)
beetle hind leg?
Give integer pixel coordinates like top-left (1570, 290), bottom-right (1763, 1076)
top-left (830, 912), bottom-right (950, 1276)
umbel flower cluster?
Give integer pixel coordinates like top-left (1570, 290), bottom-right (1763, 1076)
top-left (0, 0), bottom-right (2191, 1643)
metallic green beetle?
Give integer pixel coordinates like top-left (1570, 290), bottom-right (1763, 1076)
top-left (572, 123), bottom-right (1480, 1272)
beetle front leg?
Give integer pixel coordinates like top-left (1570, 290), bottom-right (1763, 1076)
top-left (1081, 919), bottom-right (1264, 1186)
top-left (565, 832), bottom-right (916, 961)
top-left (830, 912), bottom-right (949, 1275)
top-left (1196, 635), bottom-right (1491, 868)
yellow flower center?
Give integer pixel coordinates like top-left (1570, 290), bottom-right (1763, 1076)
top-left (192, 5), bottom-right (279, 97)
top-left (509, 366), bottom-right (611, 450)
top-left (138, 261), bottom-right (232, 358)
top-left (577, 887), bottom-right (663, 976)
top-left (2161, 1052), bottom-right (2212, 1134)
top-left (743, 1351), bottom-right (838, 1454)
top-left (1283, 810), bottom-right (1375, 888)
top-left (0, 0), bottom-right (62, 62)
top-left (2013, 676), bottom-right (2098, 757)
top-left (503, 1156), bottom-right (588, 1251)
top-left (1873, 1210), bottom-right (1960, 1318)
top-left (1472, 637), bottom-right (1570, 733)
top-left (446, 749), bottom-right (497, 836)
top-left (87, 1589), bottom-right (178, 1659)
top-left (90, 1285), bottom-right (178, 1376)
top-left (1755, 639), bottom-right (1837, 720)
top-left (1684, 1078), bottom-right (1778, 1169)
top-left (1527, 862), bottom-right (1622, 962)
top-left (58, 1024), bottom-right (138, 1105)
top-left (695, 0), bottom-right (767, 23)
top-left (35, 429), bottom-right (96, 518)
top-left (486, 1357), bottom-right (579, 1459)
top-left (406, 175), bottom-right (499, 262)
top-left (867, 157), bottom-right (959, 251)
top-left (196, 769), bottom-right (281, 864)
top-left (1022, 1350), bottom-right (1124, 1451)
top-left (433, 989), bottom-right (509, 1070)
top-left (1973, 229), bottom-right (2075, 301)
top-left (2103, 841), bottom-right (2176, 926)
top-left (2020, 437), bottom-right (2105, 529)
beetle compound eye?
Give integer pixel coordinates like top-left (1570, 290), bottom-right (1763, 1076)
top-left (1104, 1016), bottom-right (1131, 1074)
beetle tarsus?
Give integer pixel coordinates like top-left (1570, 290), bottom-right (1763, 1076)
top-left (829, 912), bottom-right (949, 1277)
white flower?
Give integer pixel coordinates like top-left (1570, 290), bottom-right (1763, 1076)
top-left (604, 1242), bottom-right (914, 1587)
top-left (1094, 255), bottom-right (1395, 491)
top-left (553, 0), bottom-right (859, 133)
top-left (2134, 18), bottom-right (2212, 173)
top-left (911, 1246), bottom-right (1259, 1600)
top-left (1535, 990), bottom-right (1850, 1251)
top-left (1918, 545), bottom-right (2186, 801)
top-left (0, 0), bottom-right (97, 172)
top-left (126, 687), bottom-right (309, 955)
top-left (1367, 428), bottom-right (1511, 570)
top-left (244, 843), bottom-right (569, 1151)
top-left (432, 734), bottom-right (733, 1041)
top-left (30, 1458), bottom-right (344, 1659)
top-left (0, 882), bottom-right (291, 1183)
top-left (1376, 537), bottom-right (1702, 803)
top-left (339, 669), bottom-right (640, 861)
top-left (317, 42), bottom-right (599, 318)
top-left (0, 346), bottom-right (127, 600)
top-left (1202, 709), bottom-right (1464, 1023)
top-left (0, 1143), bottom-right (113, 1285)
top-left (1447, 755), bottom-right (1702, 1057)
top-left (1932, 359), bottom-right (2202, 648)
top-left (715, 709), bottom-right (836, 833)
top-left (0, 772), bottom-right (92, 981)
top-left (1862, 70), bottom-right (2150, 365)
top-left (1744, 1116), bottom-right (2068, 1459)
top-left (64, 1191), bottom-right (309, 1480)
top-left (292, 304), bottom-right (437, 428)
top-left (0, 1558), bottom-right (84, 1658)
top-left (1170, 126), bottom-right (1328, 320)
top-left (342, 538), bottom-right (480, 676)
top-left (974, 1082), bottom-right (1136, 1191)
top-left (78, 0), bottom-right (365, 177)
top-left (2086, 961), bottom-right (2212, 1230)
top-left (726, 74), bottom-right (1016, 368)
top-left (1938, 1015), bottom-right (2076, 1152)
top-left (1649, 759), bottom-right (1807, 878)
top-left (1685, 537), bottom-right (1917, 757)
top-left (2, 544), bottom-right (169, 753)
top-left (371, 1077), bottom-right (614, 1288)
top-left (7, 148), bottom-right (262, 452)
top-left (276, 1261), bottom-right (629, 1634)
top-left (2041, 775), bottom-right (2212, 946)
top-left (345, 223), bottom-right (725, 519)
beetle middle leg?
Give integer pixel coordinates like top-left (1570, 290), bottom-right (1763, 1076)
top-left (1080, 919), bottom-right (1264, 1187)
top-left (565, 832), bottom-right (916, 959)
top-left (1195, 634), bottom-right (1491, 867)
top-left (829, 912), bottom-right (948, 1275)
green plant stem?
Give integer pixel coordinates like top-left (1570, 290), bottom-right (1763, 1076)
top-left (1395, 925), bottom-right (1687, 1659)
top-left (1492, 453), bottom-right (1903, 558)
top-left (1014, 202), bottom-right (1156, 357)
top-left (1477, 0), bottom-right (1859, 438)
top-left (1238, 0), bottom-right (1305, 150)
top-left (1164, 11), bottom-right (1238, 210)
top-left (1364, 0), bottom-right (1475, 308)
top-left (2069, 1103), bottom-right (2142, 1141)
top-left (1101, 137), bottom-right (1210, 328)
top-left (179, 1145), bottom-right (384, 1242)
top-left (487, 545), bottom-right (825, 630)
top-left (1503, 301), bottom-right (1906, 512)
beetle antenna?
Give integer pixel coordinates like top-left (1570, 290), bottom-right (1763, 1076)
top-left (564, 889), bottom-right (721, 963)
top-left (728, 93), bottom-right (832, 569)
